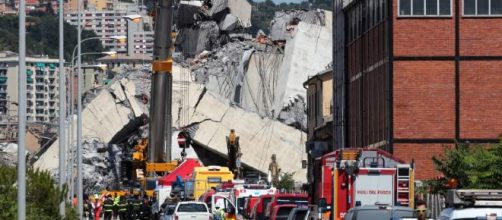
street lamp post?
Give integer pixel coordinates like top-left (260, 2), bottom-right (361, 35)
top-left (58, 0), bottom-right (66, 214)
top-left (76, 0), bottom-right (83, 215)
top-left (17, 0), bottom-right (27, 217)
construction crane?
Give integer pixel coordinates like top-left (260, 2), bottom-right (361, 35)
top-left (139, 0), bottom-right (179, 197)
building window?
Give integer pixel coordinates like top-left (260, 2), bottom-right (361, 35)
top-left (399, 0), bottom-right (452, 16)
top-left (464, 0), bottom-right (502, 16)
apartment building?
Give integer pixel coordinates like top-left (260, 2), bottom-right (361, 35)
top-left (133, 31), bottom-right (154, 55)
top-left (332, 0), bottom-right (502, 179)
top-left (0, 52), bottom-right (60, 124)
top-left (64, 8), bottom-right (154, 56)
top-left (65, 0), bottom-right (112, 11)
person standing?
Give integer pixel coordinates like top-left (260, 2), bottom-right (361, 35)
top-left (103, 195), bottom-right (114, 220)
top-left (415, 200), bottom-right (428, 220)
top-left (117, 196), bottom-right (128, 220)
top-left (94, 194), bottom-right (103, 220)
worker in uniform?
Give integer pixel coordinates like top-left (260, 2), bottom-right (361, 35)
top-left (133, 195), bottom-right (143, 219)
top-left (103, 195), bottom-right (114, 220)
top-left (117, 196), bottom-right (128, 220)
top-left (268, 154), bottom-right (281, 186)
top-left (140, 198), bottom-right (152, 219)
top-left (125, 195), bottom-right (136, 220)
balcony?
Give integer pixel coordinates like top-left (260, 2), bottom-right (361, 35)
top-left (35, 63), bottom-right (46, 69)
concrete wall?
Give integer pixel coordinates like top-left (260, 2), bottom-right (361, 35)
top-left (275, 21), bottom-right (332, 114)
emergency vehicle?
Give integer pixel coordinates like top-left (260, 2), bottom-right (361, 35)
top-left (192, 166), bottom-right (234, 200)
top-left (310, 148), bottom-right (415, 220)
top-left (230, 184), bottom-right (277, 216)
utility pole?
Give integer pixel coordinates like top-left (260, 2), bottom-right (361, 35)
top-left (17, 0), bottom-right (27, 217)
top-left (58, 0), bottom-right (66, 215)
top-left (76, 0), bottom-right (83, 216)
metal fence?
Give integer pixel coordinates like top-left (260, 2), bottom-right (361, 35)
top-left (425, 193), bottom-right (445, 218)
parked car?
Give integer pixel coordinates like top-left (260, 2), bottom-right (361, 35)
top-left (173, 202), bottom-right (212, 220)
top-left (252, 194), bottom-right (275, 220)
top-left (343, 205), bottom-right (415, 220)
top-left (265, 193), bottom-right (309, 220)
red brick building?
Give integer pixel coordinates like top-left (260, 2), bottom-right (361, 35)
top-left (332, 0), bottom-right (502, 179)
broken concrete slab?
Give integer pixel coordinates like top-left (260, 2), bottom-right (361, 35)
top-left (240, 51), bottom-right (284, 117)
top-left (208, 0), bottom-right (229, 18)
top-left (34, 78), bottom-right (145, 173)
top-left (219, 14), bottom-right (238, 31)
top-left (176, 21), bottom-right (221, 58)
top-left (274, 21), bottom-right (332, 115)
top-left (184, 83), bottom-right (307, 181)
top-left (177, 2), bottom-right (202, 27)
top-left (228, 0), bottom-right (251, 28)
top-left (270, 9), bottom-right (327, 42)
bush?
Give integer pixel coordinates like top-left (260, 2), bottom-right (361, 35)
top-left (0, 165), bottom-right (78, 219)
top-left (426, 138), bottom-right (502, 194)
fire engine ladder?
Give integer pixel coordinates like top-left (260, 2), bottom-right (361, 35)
top-left (396, 164), bottom-right (413, 207)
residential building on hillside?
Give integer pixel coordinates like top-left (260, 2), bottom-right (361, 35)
top-left (0, 51), bottom-right (60, 124)
top-left (64, 7), bottom-right (154, 56)
top-left (332, 0), bottom-right (502, 179)
top-left (66, 0), bottom-right (112, 11)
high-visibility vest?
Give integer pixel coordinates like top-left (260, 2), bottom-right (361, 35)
top-left (114, 196), bottom-right (120, 206)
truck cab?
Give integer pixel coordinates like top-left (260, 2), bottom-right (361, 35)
top-left (252, 194), bottom-right (275, 220)
top-left (230, 184), bottom-right (276, 216)
top-left (265, 194), bottom-right (309, 220)
top-left (270, 204), bottom-right (297, 220)
top-left (192, 166), bottom-right (234, 200)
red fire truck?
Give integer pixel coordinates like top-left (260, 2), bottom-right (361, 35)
top-left (311, 148), bottom-right (415, 220)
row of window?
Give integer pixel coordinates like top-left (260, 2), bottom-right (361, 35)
top-left (399, 0), bottom-right (502, 16)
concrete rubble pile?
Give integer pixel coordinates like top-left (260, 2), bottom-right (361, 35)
top-left (175, 0), bottom-right (252, 58)
top-left (188, 9), bottom-right (332, 130)
top-left (81, 139), bottom-right (122, 193)
top-left (30, 8), bottom-right (332, 187)
top-left (0, 142), bottom-right (18, 167)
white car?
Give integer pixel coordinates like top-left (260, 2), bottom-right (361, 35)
top-left (174, 202), bottom-right (213, 220)
top-left (438, 207), bottom-right (502, 220)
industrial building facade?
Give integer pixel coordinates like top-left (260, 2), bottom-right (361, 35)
top-left (333, 0), bottom-right (502, 179)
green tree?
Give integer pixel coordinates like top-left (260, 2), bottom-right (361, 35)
top-left (426, 138), bottom-right (502, 194)
top-left (0, 165), bottom-right (78, 220)
top-left (0, 14), bottom-right (104, 63)
top-left (277, 172), bottom-right (295, 191)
